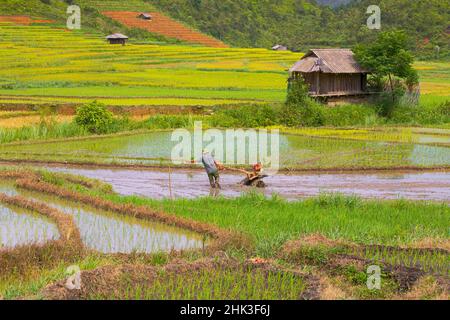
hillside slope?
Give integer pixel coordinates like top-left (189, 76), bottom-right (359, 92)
top-left (0, 0), bottom-right (448, 58)
top-left (0, 0), bottom-right (171, 43)
top-left (149, 0), bottom-right (449, 57)
top-left (102, 11), bottom-right (227, 47)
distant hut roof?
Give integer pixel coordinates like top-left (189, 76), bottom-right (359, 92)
top-left (106, 33), bottom-right (129, 40)
top-left (138, 13), bottom-right (152, 19)
top-left (272, 44), bottom-right (288, 51)
top-left (290, 49), bottom-right (368, 74)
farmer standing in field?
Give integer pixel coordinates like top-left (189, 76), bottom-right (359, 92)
top-left (201, 150), bottom-right (223, 189)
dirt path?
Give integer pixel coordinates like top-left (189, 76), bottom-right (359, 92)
top-left (36, 166), bottom-right (450, 202)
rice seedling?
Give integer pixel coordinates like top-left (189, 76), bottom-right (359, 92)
top-left (59, 178), bottom-right (449, 258)
top-left (16, 189), bottom-right (205, 254)
top-left (1, 129), bottom-right (447, 169)
top-left (282, 127), bottom-right (450, 146)
top-left (348, 245), bottom-right (449, 276)
top-left (0, 168), bottom-right (447, 300)
top-left (0, 203), bottom-right (60, 248)
top-left (114, 267), bottom-right (306, 300)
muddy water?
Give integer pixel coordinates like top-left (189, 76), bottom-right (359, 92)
top-left (0, 183), bottom-right (60, 248)
top-left (47, 166), bottom-right (450, 202)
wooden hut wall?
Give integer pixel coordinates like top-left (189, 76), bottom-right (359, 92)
top-left (294, 72), bottom-right (364, 95)
top-left (318, 74), bottom-right (363, 94)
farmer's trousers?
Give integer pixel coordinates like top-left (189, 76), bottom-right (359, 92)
top-left (208, 171), bottom-right (220, 188)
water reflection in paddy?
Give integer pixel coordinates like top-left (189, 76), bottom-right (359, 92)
top-left (19, 190), bottom-right (205, 254)
top-left (0, 181), bottom-right (205, 254)
top-left (1, 130), bottom-right (449, 168)
top-left (0, 182), bottom-right (60, 249)
top-left (0, 182), bottom-right (18, 196)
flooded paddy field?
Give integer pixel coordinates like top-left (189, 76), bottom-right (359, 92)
top-left (0, 168), bottom-right (448, 300)
top-left (0, 181), bottom-right (204, 253)
top-left (0, 182), bottom-right (59, 249)
top-left (0, 182), bottom-right (18, 196)
top-left (0, 130), bottom-right (449, 169)
top-left (42, 166), bottom-right (450, 202)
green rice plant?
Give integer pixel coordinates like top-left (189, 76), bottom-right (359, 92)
top-left (0, 203), bottom-right (60, 249)
top-left (103, 267), bottom-right (306, 300)
top-left (15, 187), bottom-right (205, 254)
top-left (79, 187), bottom-right (450, 258)
top-left (1, 128), bottom-right (448, 168)
top-left (349, 245), bottom-right (449, 276)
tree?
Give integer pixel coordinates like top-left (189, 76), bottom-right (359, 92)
top-left (353, 30), bottom-right (419, 103)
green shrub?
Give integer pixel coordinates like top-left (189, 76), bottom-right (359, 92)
top-left (375, 85), bottom-right (407, 118)
top-left (144, 114), bottom-right (199, 129)
top-left (210, 104), bottom-right (281, 128)
top-left (324, 104), bottom-right (379, 126)
top-left (282, 78), bottom-right (325, 127)
top-left (389, 100), bottom-right (450, 125)
top-left (75, 101), bottom-right (114, 134)
top-left (296, 103), bottom-right (326, 127)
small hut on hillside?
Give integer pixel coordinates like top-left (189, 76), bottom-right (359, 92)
top-left (137, 13), bottom-right (152, 20)
top-left (272, 44), bottom-right (288, 51)
top-left (106, 33), bottom-right (129, 45)
top-left (289, 49), bottom-right (369, 99)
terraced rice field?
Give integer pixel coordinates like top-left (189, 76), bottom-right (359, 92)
top-left (0, 166), bottom-right (448, 301)
top-left (0, 202), bottom-right (60, 249)
top-left (0, 16), bottom-right (53, 25)
top-left (1, 129), bottom-right (448, 170)
top-left (102, 11), bottom-right (228, 48)
top-left (0, 5), bottom-right (448, 303)
top-left (0, 21), bottom-right (447, 115)
top-left (0, 23), bottom-right (297, 110)
top-left (0, 181), bottom-right (204, 254)
top-left (414, 61), bottom-right (450, 96)
top-left (76, 0), bottom-right (155, 11)
top-left (282, 127), bottom-right (450, 147)
top-left (0, 113), bottom-right (72, 128)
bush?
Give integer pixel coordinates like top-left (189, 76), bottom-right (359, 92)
top-left (74, 101), bottom-right (114, 134)
top-left (281, 79), bottom-right (325, 127)
top-left (144, 115), bottom-right (199, 129)
top-left (324, 104), bottom-right (379, 126)
top-left (210, 105), bottom-right (281, 128)
top-left (294, 103), bottom-right (325, 127)
top-left (389, 100), bottom-right (450, 125)
top-left (373, 84), bottom-right (406, 118)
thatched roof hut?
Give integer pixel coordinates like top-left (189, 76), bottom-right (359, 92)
top-left (106, 33), bottom-right (129, 45)
top-left (289, 49), bottom-right (369, 97)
